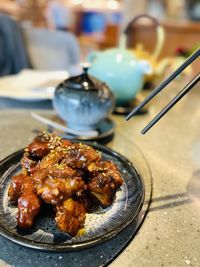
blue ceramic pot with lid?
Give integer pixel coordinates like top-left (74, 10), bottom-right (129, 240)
top-left (53, 67), bottom-right (115, 131)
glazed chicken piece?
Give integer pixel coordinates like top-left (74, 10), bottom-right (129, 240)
top-left (61, 143), bottom-right (101, 170)
top-left (30, 141), bottom-right (100, 175)
top-left (8, 174), bottom-right (25, 202)
top-left (32, 163), bottom-right (81, 187)
top-left (36, 176), bottom-right (86, 205)
top-left (32, 153), bottom-right (86, 205)
top-left (87, 173), bottom-right (117, 207)
top-left (55, 198), bottom-right (86, 236)
top-left (8, 174), bottom-right (41, 228)
top-left (75, 189), bottom-right (97, 212)
top-left (21, 132), bottom-right (55, 174)
top-left (21, 153), bottom-right (38, 175)
top-left (88, 160), bottom-right (123, 188)
top-left (17, 192), bottom-right (41, 228)
top-left (87, 160), bottom-right (123, 207)
top-left (27, 135), bottom-right (51, 159)
top-left (21, 132), bottom-right (72, 174)
top-left (27, 131), bottom-right (69, 158)
top-left (36, 149), bottom-right (70, 170)
top-left (17, 175), bottom-right (41, 228)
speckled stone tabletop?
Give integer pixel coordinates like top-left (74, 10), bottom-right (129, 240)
top-left (0, 80), bottom-right (200, 267)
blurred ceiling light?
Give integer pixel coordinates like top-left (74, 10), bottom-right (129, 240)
top-left (79, 0), bottom-right (120, 10)
top-left (83, 0), bottom-right (103, 9)
top-left (107, 0), bottom-right (119, 10)
top-left (70, 0), bottom-right (84, 5)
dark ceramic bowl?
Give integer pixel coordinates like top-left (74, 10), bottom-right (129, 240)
top-left (53, 68), bottom-right (115, 131)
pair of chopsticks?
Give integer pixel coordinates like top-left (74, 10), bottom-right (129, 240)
top-left (125, 48), bottom-right (200, 134)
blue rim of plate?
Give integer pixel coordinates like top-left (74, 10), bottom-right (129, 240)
top-left (0, 142), bottom-right (145, 252)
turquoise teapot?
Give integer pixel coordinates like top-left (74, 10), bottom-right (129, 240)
top-left (88, 48), bottom-right (152, 106)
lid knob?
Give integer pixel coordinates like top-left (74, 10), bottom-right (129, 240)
top-left (81, 62), bottom-right (91, 75)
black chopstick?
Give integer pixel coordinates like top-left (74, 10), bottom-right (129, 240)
top-left (141, 73), bottom-right (200, 134)
top-left (125, 47), bottom-right (200, 121)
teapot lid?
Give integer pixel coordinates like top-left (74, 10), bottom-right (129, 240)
top-left (63, 66), bottom-right (107, 91)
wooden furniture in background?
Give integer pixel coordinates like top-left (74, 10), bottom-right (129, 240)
top-left (98, 24), bottom-right (120, 49)
top-left (126, 20), bottom-right (200, 73)
top-left (126, 20), bottom-right (200, 57)
top-left (78, 24), bottom-right (120, 61)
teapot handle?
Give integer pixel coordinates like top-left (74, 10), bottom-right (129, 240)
top-left (124, 14), bottom-right (165, 60)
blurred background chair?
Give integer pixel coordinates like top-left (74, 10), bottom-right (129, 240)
top-left (22, 27), bottom-right (81, 72)
top-left (0, 13), bottom-right (29, 76)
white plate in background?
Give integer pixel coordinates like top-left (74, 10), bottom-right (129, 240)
top-left (0, 69), bottom-right (69, 101)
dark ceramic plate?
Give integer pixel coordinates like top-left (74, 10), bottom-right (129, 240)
top-left (0, 143), bottom-right (144, 251)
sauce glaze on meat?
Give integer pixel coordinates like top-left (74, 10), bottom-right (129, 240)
top-left (8, 132), bottom-right (123, 236)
